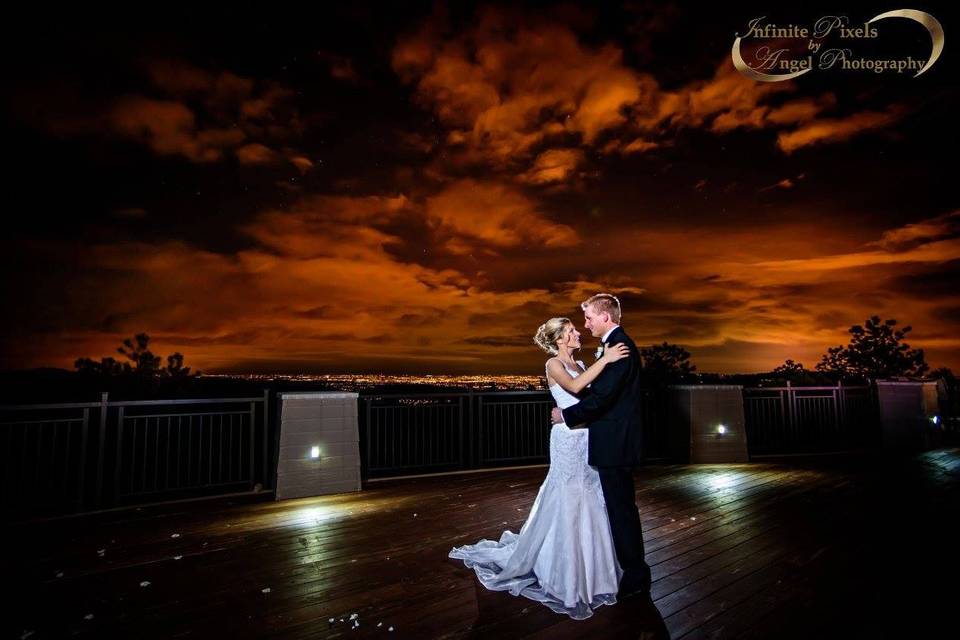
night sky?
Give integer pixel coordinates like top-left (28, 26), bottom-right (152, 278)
top-left (3, 1), bottom-right (958, 375)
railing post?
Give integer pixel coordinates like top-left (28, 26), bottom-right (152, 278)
top-left (250, 400), bottom-right (257, 490)
top-left (365, 397), bottom-right (372, 475)
top-left (458, 395), bottom-right (465, 469)
top-left (832, 382), bottom-right (841, 438)
top-left (837, 381), bottom-right (846, 426)
top-left (786, 380), bottom-right (796, 446)
top-left (78, 407), bottom-right (90, 510)
top-left (778, 388), bottom-right (786, 448)
top-left (467, 390), bottom-right (474, 467)
top-left (477, 393), bottom-right (484, 467)
top-left (261, 389), bottom-right (269, 488)
top-left (94, 392), bottom-right (108, 509)
top-left (114, 405), bottom-right (125, 505)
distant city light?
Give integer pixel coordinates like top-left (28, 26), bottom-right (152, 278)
top-left (717, 424), bottom-right (727, 435)
top-left (310, 446), bottom-right (321, 459)
top-left (198, 372), bottom-right (545, 391)
top-left (931, 415), bottom-right (940, 425)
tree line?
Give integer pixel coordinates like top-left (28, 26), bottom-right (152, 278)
top-left (73, 314), bottom-right (954, 389)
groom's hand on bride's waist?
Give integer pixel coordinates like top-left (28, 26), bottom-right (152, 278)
top-left (551, 407), bottom-right (564, 424)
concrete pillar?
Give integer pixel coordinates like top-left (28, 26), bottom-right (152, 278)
top-left (670, 385), bottom-right (749, 463)
top-left (275, 392), bottom-right (361, 500)
top-left (876, 381), bottom-right (940, 450)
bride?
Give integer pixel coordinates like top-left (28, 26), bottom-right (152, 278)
top-left (448, 317), bottom-right (628, 620)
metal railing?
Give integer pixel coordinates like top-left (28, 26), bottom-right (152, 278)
top-left (360, 389), bottom-right (681, 478)
top-left (1, 391), bottom-right (272, 520)
top-left (743, 383), bottom-right (877, 455)
top-left (363, 393), bottom-right (469, 475)
top-left (2, 382), bottom-right (900, 514)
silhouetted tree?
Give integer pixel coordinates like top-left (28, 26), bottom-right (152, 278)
top-left (768, 359), bottom-right (831, 386)
top-left (117, 333), bottom-right (161, 376)
top-left (772, 359), bottom-right (805, 376)
top-left (816, 315), bottom-right (928, 382)
top-left (75, 333), bottom-right (201, 379)
top-left (641, 341), bottom-right (697, 384)
top-left (74, 355), bottom-right (125, 376)
top-left (930, 366), bottom-right (955, 386)
top-left (162, 352), bottom-right (195, 379)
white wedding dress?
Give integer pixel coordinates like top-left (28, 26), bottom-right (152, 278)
top-left (448, 360), bottom-right (622, 620)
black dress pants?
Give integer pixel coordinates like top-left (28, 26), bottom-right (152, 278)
top-left (597, 465), bottom-right (652, 594)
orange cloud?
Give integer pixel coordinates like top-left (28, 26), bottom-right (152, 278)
top-left (621, 137), bottom-right (660, 154)
top-left (870, 209), bottom-right (960, 250)
top-left (147, 59), bottom-right (255, 103)
top-left (425, 179), bottom-right (578, 248)
top-left (25, 59), bottom-right (309, 167)
top-left (6, 199), bottom-right (959, 374)
top-left (236, 143), bottom-right (279, 165)
top-left (521, 148), bottom-right (584, 184)
top-left (776, 105), bottom-right (908, 153)
top-left (394, 10), bottom-right (650, 169)
top-left (288, 155), bottom-right (314, 174)
top-left (11, 191), bottom-right (585, 373)
top-left (109, 97), bottom-right (244, 163)
top-left (395, 11), bottom-right (912, 179)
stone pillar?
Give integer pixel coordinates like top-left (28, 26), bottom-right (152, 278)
top-left (670, 385), bottom-right (749, 463)
top-left (877, 381), bottom-right (939, 450)
top-left (922, 381), bottom-right (946, 449)
top-left (275, 392), bottom-right (361, 500)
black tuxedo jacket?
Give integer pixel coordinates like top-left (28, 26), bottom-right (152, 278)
top-left (561, 325), bottom-right (644, 467)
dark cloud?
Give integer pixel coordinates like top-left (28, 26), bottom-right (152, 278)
top-left (2, 1), bottom-right (957, 375)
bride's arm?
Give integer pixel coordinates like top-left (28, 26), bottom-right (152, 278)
top-left (545, 343), bottom-right (629, 395)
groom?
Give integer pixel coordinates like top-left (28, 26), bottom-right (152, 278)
top-left (551, 293), bottom-right (652, 598)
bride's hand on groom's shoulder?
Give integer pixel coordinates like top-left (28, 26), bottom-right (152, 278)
top-left (601, 342), bottom-right (629, 363)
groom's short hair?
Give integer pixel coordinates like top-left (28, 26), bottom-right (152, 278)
top-left (582, 293), bottom-right (621, 323)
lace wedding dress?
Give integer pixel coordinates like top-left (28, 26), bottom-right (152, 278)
top-left (448, 360), bottom-right (622, 620)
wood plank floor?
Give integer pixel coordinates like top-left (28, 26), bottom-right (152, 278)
top-left (6, 448), bottom-right (959, 639)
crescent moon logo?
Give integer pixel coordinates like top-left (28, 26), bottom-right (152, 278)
top-left (866, 9), bottom-right (944, 77)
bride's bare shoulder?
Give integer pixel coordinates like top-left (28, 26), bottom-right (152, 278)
top-left (544, 357), bottom-right (563, 382)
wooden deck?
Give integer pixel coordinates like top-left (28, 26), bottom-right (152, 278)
top-left (7, 449), bottom-right (959, 639)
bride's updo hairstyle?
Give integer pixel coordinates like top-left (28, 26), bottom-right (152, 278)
top-left (533, 317), bottom-right (571, 355)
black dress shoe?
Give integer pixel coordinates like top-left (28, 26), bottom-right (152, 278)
top-left (617, 583), bottom-right (651, 599)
